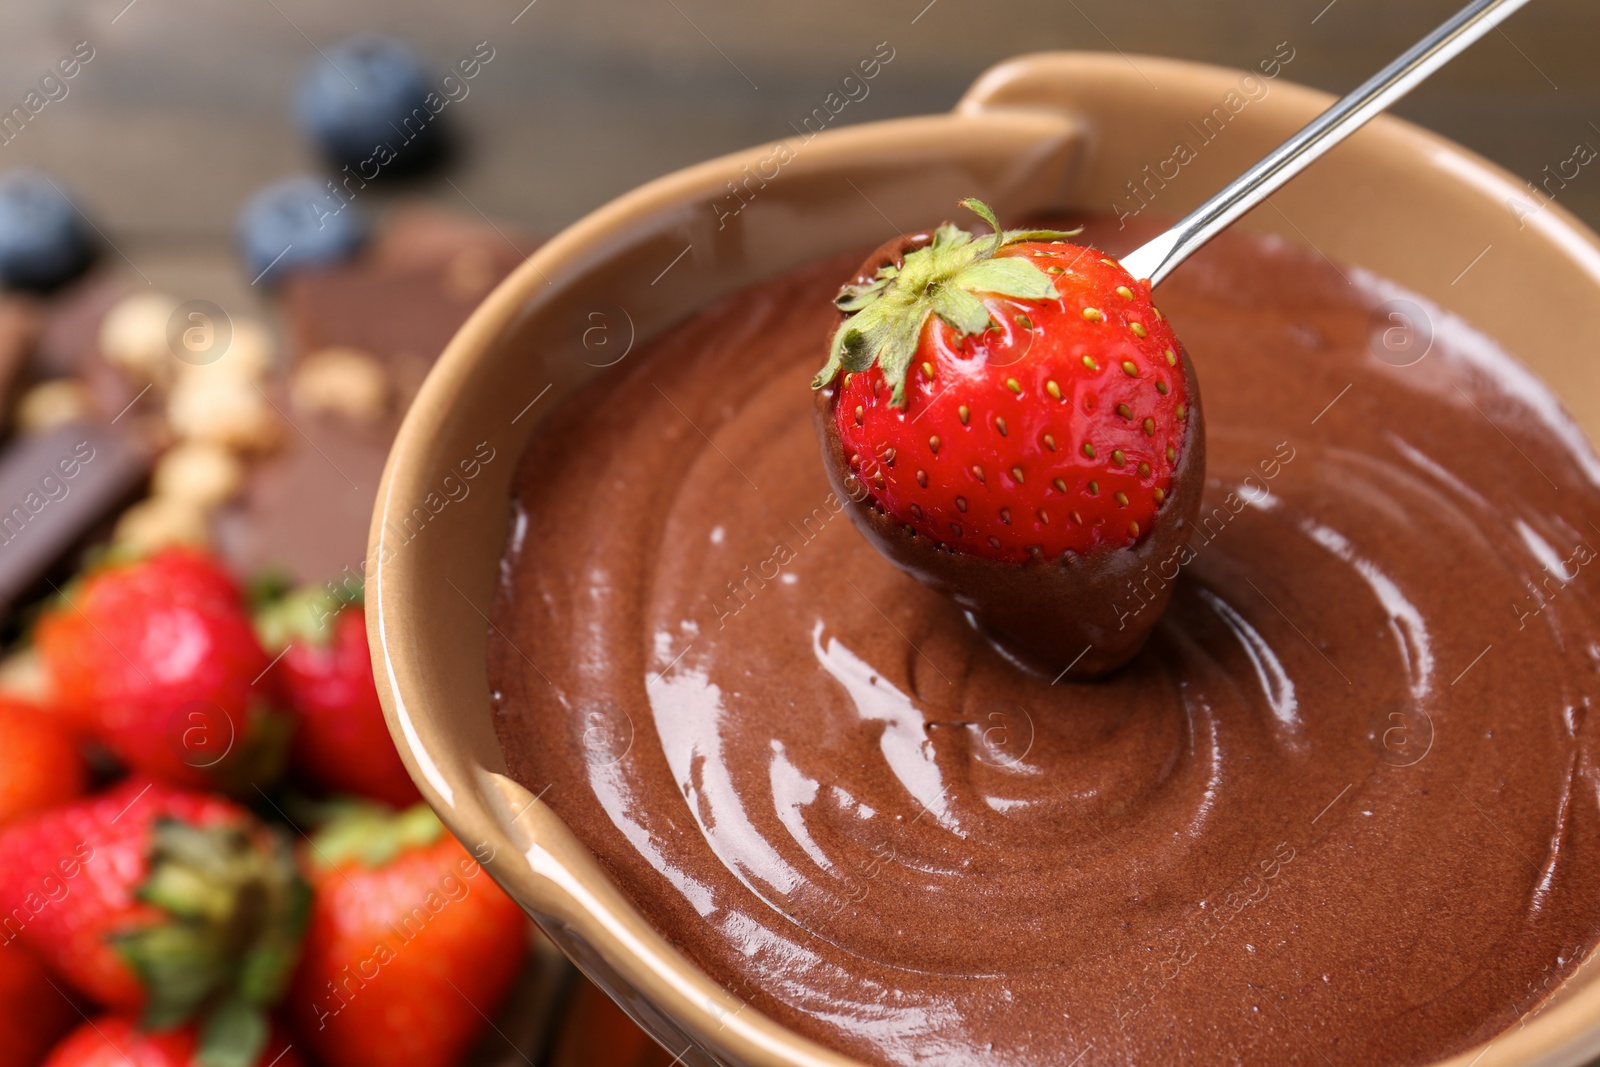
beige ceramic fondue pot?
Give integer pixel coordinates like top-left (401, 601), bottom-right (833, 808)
top-left (368, 52), bottom-right (1600, 1067)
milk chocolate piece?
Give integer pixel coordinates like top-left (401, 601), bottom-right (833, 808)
top-left (0, 421), bottom-right (150, 619)
top-left (214, 207), bottom-right (530, 584)
top-left (210, 415), bottom-right (393, 586)
top-left (281, 208), bottom-right (528, 414)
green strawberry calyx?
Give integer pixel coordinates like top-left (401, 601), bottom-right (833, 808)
top-left (113, 818), bottom-right (311, 1067)
top-left (310, 801), bottom-right (445, 869)
top-left (253, 579), bottom-right (363, 651)
top-left (812, 198), bottom-right (1081, 407)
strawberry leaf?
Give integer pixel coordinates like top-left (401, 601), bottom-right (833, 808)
top-left (953, 256), bottom-right (1061, 302)
top-left (197, 996), bottom-right (267, 1067)
top-left (834, 267), bottom-right (895, 312)
top-left (878, 308), bottom-right (929, 407)
top-left (310, 801), bottom-right (446, 869)
top-left (254, 582), bottom-right (358, 651)
top-left (817, 198), bottom-right (1082, 407)
top-left (958, 197), bottom-right (1006, 256)
top-left (1003, 226), bottom-right (1084, 243)
top-left (930, 284), bottom-right (992, 335)
top-left (929, 220), bottom-right (972, 254)
top-left (116, 818), bottom-right (309, 1050)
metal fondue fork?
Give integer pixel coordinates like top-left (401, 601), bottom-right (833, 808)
top-left (1119, 0), bottom-right (1533, 286)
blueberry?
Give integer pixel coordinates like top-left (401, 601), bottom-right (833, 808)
top-left (295, 35), bottom-right (445, 171)
top-left (0, 170), bottom-right (94, 291)
top-left (236, 176), bottom-right (367, 286)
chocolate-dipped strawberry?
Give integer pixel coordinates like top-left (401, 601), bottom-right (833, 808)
top-left (811, 199), bottom-right (1204, 677)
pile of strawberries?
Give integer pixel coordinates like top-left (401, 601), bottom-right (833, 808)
top-left (0, 548), bottom-right (528, 1067)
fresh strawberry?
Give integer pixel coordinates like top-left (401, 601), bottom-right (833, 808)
top-left (0, 943), bottom-right (79, 1067)
top-left (35, 549), bottom-right (290, 790)
top-left (812, 199), bottom-right (1205, 675)
top-left (255, 588), bottom-right (419, 808)
top-left (287, 802), bottom-right (527, 1067)
top-left (549, 979), bottom-right (682, 1066)
top-left (0, 695), bottom-right (86, 826)
top-left (41, 1015), bottom-right (303, 1067)
top-left (0, 778), bottom-right (308, 1067)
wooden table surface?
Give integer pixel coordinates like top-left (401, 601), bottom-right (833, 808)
top-left (0, 0), bottom-right (1592, 312)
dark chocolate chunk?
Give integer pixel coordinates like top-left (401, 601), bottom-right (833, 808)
top-left (0, 421), bottom-right (151, 620)
top-left (30, 275), bottom-right (127, 380)
top-left (28, 276), bottom-right (141, 420)
top-left (212, 206), bottom-right (531, 584)
top-left (0, 298), bottom-right (40, 431)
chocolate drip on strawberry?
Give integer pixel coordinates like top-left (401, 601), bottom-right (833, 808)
top-left (812, 199), bottom-right (1205, 677)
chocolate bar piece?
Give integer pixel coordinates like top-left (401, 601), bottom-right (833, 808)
top-left (212, 206), bottom-right (530, 584)
top-left (27, 276), bottom-right (143, 422)
top-left (0, 297), bottom-right (40, 432)
top-left (282, 205), bottom-right (529, 414)
top-left (0, 421), bottom-right (150, 621)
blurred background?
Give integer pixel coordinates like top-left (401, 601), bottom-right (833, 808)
top-left (0, 0), bottom-right (1592, 309)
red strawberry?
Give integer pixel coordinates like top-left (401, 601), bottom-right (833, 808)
top-left (0, 943), bottom-right (79, 1067)
top-left (41, 1015), bottom-right (303, 1067)
top-left (287, 803), bottom-right (527, 1067)
top-left (549, 979), bottom-right (682, 1066)
top-left (0, 695), bottom-right (87, 827)
top-left (0, 778), bottom-right (308, 1067)
top-left (36, 548), bottom-right (290, 790)
top-left (255, 589), bottom-right (419, 808)
top-left (813, 199), bottom-right (1205, 675)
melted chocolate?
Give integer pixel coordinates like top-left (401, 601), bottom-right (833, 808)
top-left (491, 217), bottom-right (1600, 1066)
